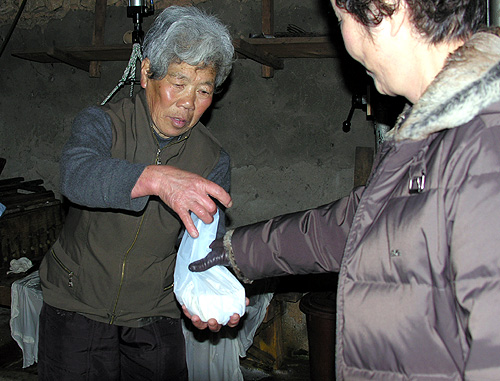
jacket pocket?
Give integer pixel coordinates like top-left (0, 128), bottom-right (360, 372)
top-left (45, 248), bottom-right (82, 295)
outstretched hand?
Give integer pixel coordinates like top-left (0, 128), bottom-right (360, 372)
top-left (182, 298), bottom-right (250, 332)
top-left (189, 238), bottom-right (229, 272)
top-left (131, 165), bottom-right (232, 238)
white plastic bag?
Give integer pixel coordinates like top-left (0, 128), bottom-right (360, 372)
top-left (174, 210), bottom-right (246, 325)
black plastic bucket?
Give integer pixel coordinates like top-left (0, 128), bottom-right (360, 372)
top-left (299, 291), bottom-right (337, 381)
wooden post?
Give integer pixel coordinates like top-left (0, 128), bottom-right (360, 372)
top-left (89, 0), bottom-right (107, 77)
top-left (261, 0), bottom-right (274, 78)
top-left (354, 146), bottom-right (374, 187)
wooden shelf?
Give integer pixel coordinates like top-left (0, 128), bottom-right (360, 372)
top-left (11, 36), bottom-right (343, 74)
top-left (12, 45), bottom-right (138, 67)
top-left (11, 0), bottom-right (345, 77)
top-left (240, 36), bottom-right (341, 58)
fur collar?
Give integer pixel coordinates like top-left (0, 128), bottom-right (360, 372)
top-left (386, 28), bottom-right (500, 142)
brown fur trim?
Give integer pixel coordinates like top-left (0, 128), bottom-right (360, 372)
top-left (223, 230), bottom-right (253, 284)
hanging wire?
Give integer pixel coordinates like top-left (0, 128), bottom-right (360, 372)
top-left (101, 42), bottom-right (143, 105)
top-left (0, 0), bottom-right (28, 59)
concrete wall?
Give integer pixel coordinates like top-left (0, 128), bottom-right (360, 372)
top-left (0, 0), bottom-right (376, 357)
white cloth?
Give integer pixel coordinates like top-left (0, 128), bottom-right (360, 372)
top-left (183, 292), bottom-right (273, 381)
top-left (10, 270), bottom-right (43, 368)
top-left (7, 257), bottom-right (33, 274)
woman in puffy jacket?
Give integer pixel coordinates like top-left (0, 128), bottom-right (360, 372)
top-left (189, 0), bottom-right (500, 379)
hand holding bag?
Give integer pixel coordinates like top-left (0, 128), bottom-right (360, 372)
top-left (174, 210), bottom-right (246, 325)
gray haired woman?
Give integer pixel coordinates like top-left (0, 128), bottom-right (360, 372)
top-left (38, 6), bottom-right (237, 380)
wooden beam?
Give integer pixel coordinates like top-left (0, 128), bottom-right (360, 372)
top-left (89, 0), bottom-right (107, 77)
top-left (261, 0), bottom-right (274, 78)
top-left (46, 46), bottom-right (90, 72)
top-left (240, 36), bottom-right (341, 58)
top-left (13, 45), bottom-right (134, 64)
top-left (233, 39), bottom-right (284, 69)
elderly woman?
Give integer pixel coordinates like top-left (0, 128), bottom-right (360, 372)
top-left (38, 6), bottom-right (236, 380)
top-left (190, 0), bottom-right (500, 378)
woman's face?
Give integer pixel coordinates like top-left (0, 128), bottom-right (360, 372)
top-left (141, 59), bottom-right (216, 137)
top-left (332, 3), bottom-right (403, 97)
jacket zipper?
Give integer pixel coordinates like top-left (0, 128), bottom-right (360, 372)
top-left (50, 249), bottom-right (74, 288)
top-left (155, 135), bottom-right (186, 292)
top-left (109, 135), bottom-right (188, 324)
top-left (109, 214), bottom-right (146, 324)
top-left (152, 129), bottom-right (189, 165)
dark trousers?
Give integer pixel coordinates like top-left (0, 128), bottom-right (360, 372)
top-left (38, 303), bottom-right (188, 381)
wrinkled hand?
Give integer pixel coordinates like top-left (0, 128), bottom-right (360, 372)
top-left (189, 238), bottom-right (229, 272)
top-left (131, 165), bottom-right (232, 238)
top-left (182, 298), bottom-right (250, 332)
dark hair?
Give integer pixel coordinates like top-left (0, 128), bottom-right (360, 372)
top-left (334, 0), bottom-right (486, 43)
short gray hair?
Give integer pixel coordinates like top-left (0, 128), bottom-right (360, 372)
top-left (142, 6), bottom-right (234, 89)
